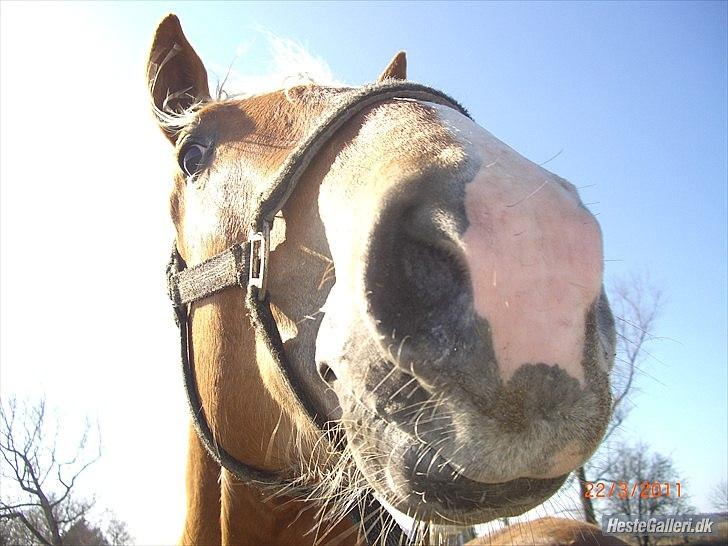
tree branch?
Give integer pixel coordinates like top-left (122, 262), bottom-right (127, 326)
top-left (3, 510), bottom-right (53, 546)
top-left (0, 398), bottom-right (100, 546)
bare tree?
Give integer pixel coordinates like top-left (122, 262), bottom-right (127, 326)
top-left (0, 398), bottom-right (100, 546)
top-left (709, 479), bottom-right (728, 513)
top-left (576, 274), bottom-right (664, 524)
top-left (104, 515), bottom-right (133, 546)
top-left (601, 442), bottom-right (693, 546)
top-left (59, 518), bottom-right (108, 546)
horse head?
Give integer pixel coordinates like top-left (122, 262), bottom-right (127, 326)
top-left (148, 14), bottom-right (616, 533)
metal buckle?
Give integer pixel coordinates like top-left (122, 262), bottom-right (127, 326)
top-left (248, 222), bottom-right (270, 299)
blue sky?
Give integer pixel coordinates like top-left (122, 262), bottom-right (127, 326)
top-left (1, 1), bottom-right (726, 542)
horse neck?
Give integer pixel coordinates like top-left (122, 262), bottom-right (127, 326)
top-left (182, 423), bottom-right (358, 545)
top-left (220, 468), bottom-right (359, 545)
top-left (189, 291), bottom-right (293, 468)
top-left (186, 293), bottom-right (358, 544)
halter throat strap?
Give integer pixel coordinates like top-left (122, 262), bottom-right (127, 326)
top-left (166, 81), bottom-right (471, 545)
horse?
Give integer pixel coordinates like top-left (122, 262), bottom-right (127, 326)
top-left (148, 14), bottom-right (618, 545)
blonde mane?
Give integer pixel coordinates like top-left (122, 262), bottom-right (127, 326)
top-left (212, 30), bottom-right (344, 98)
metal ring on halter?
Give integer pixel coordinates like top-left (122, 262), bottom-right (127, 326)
top-left (247, 223), bottom-right (270, 300)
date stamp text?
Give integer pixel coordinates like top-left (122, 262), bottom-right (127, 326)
top-left (584, 481), bottom-right (683, 499)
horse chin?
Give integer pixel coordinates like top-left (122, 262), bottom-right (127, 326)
top-left (340, 403), bottom-right (568, 525)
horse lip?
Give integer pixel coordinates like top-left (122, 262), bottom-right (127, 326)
top-left (374, 441), bottom-right (569, 524)
top-left (417, 441), bottom-right (568, 490)
top-left (338, 389), bottom-right (568, 522)
top-left (340, 379), bottom-right (565, 488)
top-left (399, 439), bottom-right (568, 514)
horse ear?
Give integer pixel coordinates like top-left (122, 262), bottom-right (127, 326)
top-left (146, 14), bottom-right (210, 142)
top-left (377, 51), bottom-right (407, 81)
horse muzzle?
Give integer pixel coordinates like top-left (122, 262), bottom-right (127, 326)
top-left (314, 175), bottom-right (616, 521)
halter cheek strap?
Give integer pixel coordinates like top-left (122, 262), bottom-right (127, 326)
top-left (166, 81), bottom-right (471, 545)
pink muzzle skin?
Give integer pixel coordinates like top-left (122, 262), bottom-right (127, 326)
top-left (462, 164), bottom-right (603, 387)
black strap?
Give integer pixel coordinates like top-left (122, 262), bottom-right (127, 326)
top-left (171, 243), bottom-right (248, 305)
top-left (251, 81), bottom-right (470, 230)
top-left (168, 247), bottom-right (287, 484)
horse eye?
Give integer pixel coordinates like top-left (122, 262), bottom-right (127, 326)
top-left (179, 143), bottom-right (207, 177)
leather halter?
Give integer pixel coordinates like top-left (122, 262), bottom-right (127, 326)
top-left (166, 81), bottom-right (471, 545)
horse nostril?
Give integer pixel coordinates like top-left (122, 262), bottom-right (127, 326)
top-left (317, 361), bottom-right (337, 384)
top-left (400, 237), bottom-right (468, 308)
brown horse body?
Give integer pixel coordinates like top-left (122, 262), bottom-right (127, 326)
top-left (148, 14), bottom-right (619, 545)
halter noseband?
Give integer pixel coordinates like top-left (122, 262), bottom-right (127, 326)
top-left (166, 81), bottom-right (471, 545)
